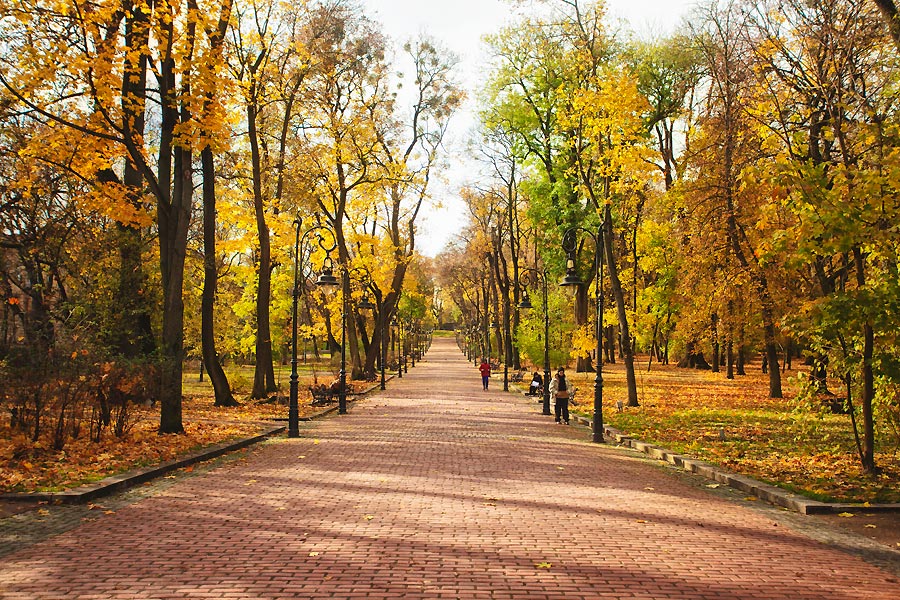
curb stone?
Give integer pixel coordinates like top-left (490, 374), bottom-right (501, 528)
top-left (566, 414), bottom-right (900, 515)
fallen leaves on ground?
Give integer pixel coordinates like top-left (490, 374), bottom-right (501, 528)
top-left (1, 394), bottom-right (315, 493)
top-left (569, 359), bottom-right (900, 503)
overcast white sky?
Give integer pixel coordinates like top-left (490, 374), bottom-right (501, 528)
top-left (360, 0), bottom-right (697, 256)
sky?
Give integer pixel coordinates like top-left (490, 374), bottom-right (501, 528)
top-left (360, 0), bottom-right (698, 257)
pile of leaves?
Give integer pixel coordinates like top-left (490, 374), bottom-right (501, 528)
top-left (0, 393), bottom-right (312, 493)
top-left (568, 361), bottom-right (900, 503)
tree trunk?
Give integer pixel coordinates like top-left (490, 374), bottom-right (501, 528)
top-left (115, 6), bottom-right (155, 359)
top-left (155, 15), bottom-right (193, 434)
top-left (854, 247), bottom-right (877, 474)
top-left (873, 0), bottom-right (900, 52)
top-left (711, 313), bottom-right (720, 373)
top-left (248, 96), bottom-right (276, 398)
top-left (201, 146), bottom-right (237, 407)
top-left (603, 210), bottom-right (638, 406)
top-left (726, 339), bottom-right (734, 379)
top-left (605, 325), bottom-right (616, 363)
top-left (574, 285), bottom-right (593, 372)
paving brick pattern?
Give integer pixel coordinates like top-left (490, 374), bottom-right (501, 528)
top-left (2, 338), bottom-right (900, 599)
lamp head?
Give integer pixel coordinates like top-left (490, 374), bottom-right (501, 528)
top-left (315, 256), bottom-right (340, 288)
top-left (358, 293), bottom-right (376, 311)
top-left (518, 291), bottom-right (534, 310)
top-left (559, 253), bottom-right (584, 289)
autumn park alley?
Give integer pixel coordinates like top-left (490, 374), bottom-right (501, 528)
top-left (0, 337), bottom-right (899, 599)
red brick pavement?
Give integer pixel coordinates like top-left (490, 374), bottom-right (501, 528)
top-left (1, 338), bottom-right (899, 599)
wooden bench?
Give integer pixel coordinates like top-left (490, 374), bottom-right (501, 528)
top-left (509, 371), bottom-right (525, 383)
top-left (309, 385), bottom-right (337, 406)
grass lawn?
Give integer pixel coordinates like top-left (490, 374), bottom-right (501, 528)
top-left (563, 357), bottom-right (900, 503)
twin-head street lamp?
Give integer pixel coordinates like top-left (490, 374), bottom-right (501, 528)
top-left (559, 223), bottom-right (606, 444)
top-left (358, 289), bottom-right (388, 391)
top-left (518, 268), bottom-right (552, 416)
top-left (289, 218), bottom-right (339, 438)
top-left (333, 266), bottom-right (383, 415)
top-left (290, 218), bottom-right (380, 433)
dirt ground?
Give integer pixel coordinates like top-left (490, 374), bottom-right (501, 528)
top-left (813, 511), bottom-right (900, 550)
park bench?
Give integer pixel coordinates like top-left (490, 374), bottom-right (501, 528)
top-left (308, 386), bottom-right (335, 405)
top-left (308, 385), bottom-right (341, 406)
top-left (309, 382), bottom-right (358, 406)
top-left (509, 371), bottom-right (525, 383)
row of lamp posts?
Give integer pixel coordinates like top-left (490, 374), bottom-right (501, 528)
top-left (289, 217), bottom-right (424, 438)
top-left (486, 221), bottom-right (607, 443)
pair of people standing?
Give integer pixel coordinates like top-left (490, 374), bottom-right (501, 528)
top-left (548, 367), bottom-right (570, 425)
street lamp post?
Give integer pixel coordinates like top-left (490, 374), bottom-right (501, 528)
top-left (518, 268), bottom-right (552, 416)
top-left (404, 320), bottom-right (410, 373)
top-left (410, 323), bottom-right (416, 368)
top-left (337, 268), bottom-right (350, 414)
top-left (356, 287), bottom-right (379, 389)
top-left (394, 317), bottom-right (403, 378)
top-left (289, 218), bottom-right (338, 438)
top-left (379, 302), bottom-right (387, 390)
top-left (560, 224), bottom-right (605, 443)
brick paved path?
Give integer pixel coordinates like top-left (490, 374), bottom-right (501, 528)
top-left (2, 338), bottom-right (900, 599)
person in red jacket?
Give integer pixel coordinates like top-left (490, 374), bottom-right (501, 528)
top-left (478, 359), bottom-right (491, 390)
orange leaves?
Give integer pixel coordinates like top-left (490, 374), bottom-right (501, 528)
top-left (592, 360), bottom-right (900, 503)
top-left (0, 395), bottom-right (295, 494)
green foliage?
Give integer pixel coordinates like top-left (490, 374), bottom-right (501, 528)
top-left (515, 289), bottom-right (574, 368)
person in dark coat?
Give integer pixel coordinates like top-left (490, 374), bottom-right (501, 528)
top-left (528, 372), bottom-right (543, 396)
top-left (549, 367), bottom-right (569, 424)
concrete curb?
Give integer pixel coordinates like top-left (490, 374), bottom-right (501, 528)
top-left (567, 414), bottom-right (900, 515)
top-left (0, 425), bottom-right (285, 505)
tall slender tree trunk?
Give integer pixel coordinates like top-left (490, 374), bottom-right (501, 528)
top-left (603, 207), bottom-right (638, 406)
top-left (155, 13), bottom-right (194, 434)
top-left (116, 4), bottom-right (155, 358)
top-left (197, 0), bottom-right (236, 407)
top-left (711, 312), bottom-right (720, 373)
top-left (201, 146), bottom-right (237, 407)
top-left (854, 247), bottom-right (877, 473)
top-left (248, 96), bottom-right (276, 398)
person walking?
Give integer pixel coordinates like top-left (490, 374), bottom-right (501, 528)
top-left (479, 358), bottom-right (491, 390)
top-left (549, 367), bottom-right (569, 424)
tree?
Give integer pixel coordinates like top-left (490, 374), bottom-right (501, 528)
top-left (689, 0), bottom-right (784, 398)
top-left (0, 0), bottom-right (240, 432)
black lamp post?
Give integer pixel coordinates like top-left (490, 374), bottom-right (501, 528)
top-left (519, 268), bottom-right (552, 416)
top-left (410, 322), bottom-right (416, 368)
top-left (393, 317), bottom-right (403, 378)
top-left (559, 224), bottom-right (605, 443)
top-left (357, 288), bottom-right (380, 389)
top-left (376, 300), bottom-right (387, 390)
top-left (289, 218), bottom-right (338, 438)
top-left (337, 268), bottom-right (350, 414)
top-left (404, 320), bottom-right (410, 373)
